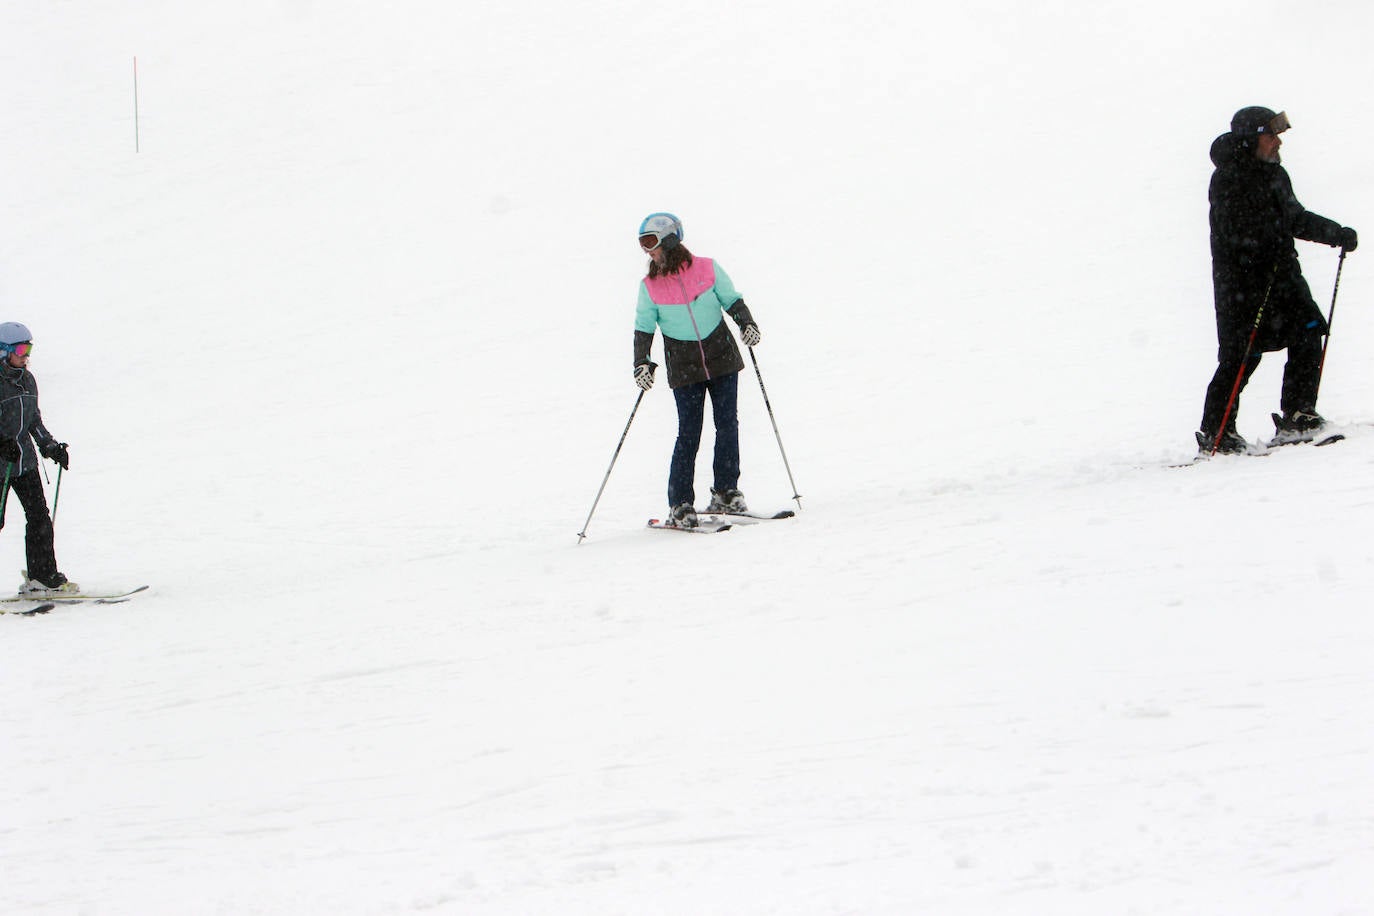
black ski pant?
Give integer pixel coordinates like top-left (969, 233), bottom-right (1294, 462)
top-left (0, 469), bottom-right (59, 583)
top-left (1201, 323), bottom-right (1323, 434)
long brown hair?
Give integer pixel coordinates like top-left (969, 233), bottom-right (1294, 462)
top-left (647, 242), bottom-right (694, 278)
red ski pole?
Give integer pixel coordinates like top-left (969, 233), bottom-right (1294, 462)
top-left (1211, 264), bottom-right (1278, 456)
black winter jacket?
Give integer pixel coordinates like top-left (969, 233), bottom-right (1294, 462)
top-left (1208, 132), bottom-right (1345, 349)
top-left (0, 360), bottom-right (59, 478)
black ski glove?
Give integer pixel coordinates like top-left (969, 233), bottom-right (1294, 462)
top-left (40, 441), bottom-right (69, 470)
top-left (0, 438), bottom-right (19, 464)
top-left (1339, 227), bottom-right (1358, 252)
top-left (633, 360), bottom-right (657, 391)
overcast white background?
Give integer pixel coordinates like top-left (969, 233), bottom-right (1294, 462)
top-left (3, 1), bottom-right (1374, 912)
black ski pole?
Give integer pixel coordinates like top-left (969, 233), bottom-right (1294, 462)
top-left (0, 461), bottom-right (9, 520)
top-left (747, 347), bottom-right (802, 509)
top-left (51, 464), bottom-right (63, 527)
top-left (577, 389), bottom-right (647, 544)
top-left (1315, 247), bottom-right (1348, 399)
top-left (1211, 264), bottom-right (1279, 456)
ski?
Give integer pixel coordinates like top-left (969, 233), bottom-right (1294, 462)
top-left (1178, 429), bottom-right (1345, 466)
top-left (1267, 432), bottom-right (1345, 448)
top-left (696, 510), bottom-right (795, 526)
top-left (0, 603), bottom-right (57, 617)
top-left (647, 519), bottom-right (732, 534)
top-left (1266, 415), bottom-right (1345, 449)
top-left (0, 585), bottom-right (150, 604)
top-left (698, 508), bottom-right (795, 521)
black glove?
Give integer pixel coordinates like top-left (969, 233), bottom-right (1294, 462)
top-left (633, 360), bottom-right (657, 391)
top-left (0, 438), bottom-right (18, 464)
top-left (40, 441), bottom-right (69, 470)
top-left (740, 323), bottom-right (761, 347)
top-left (1339, 227), bottom-right (1358, 252)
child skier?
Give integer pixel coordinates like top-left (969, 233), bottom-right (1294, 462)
top-left (0, 321), bottom-right (77, 595)
top-left (632, 213), bottom-right (762, 528)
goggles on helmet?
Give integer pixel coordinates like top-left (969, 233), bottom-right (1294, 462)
top-left (8, 342), bottom-right (33, 357)
top-left (1258, 111), bottom-right (1290, 134)
top-left (637, 212), bottom-right (683, 252)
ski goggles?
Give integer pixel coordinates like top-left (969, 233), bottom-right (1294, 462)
top-left (639, 232), bottom-right (666, 251)
top-left (1259, 111), bottom-right (1290, 134)
top-left (8, 342), bottom-right (33, 357)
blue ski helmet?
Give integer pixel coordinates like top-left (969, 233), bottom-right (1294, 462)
top-left (638, 212), bottom-right (683, 251)
top-left (0, 322), bottom-right (32, 355)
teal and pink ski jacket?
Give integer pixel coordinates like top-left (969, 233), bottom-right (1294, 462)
top-left (633, 257), bottom-right (756, 389)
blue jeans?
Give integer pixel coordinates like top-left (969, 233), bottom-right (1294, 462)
top-left (669, 372), bottom-right (739, 508)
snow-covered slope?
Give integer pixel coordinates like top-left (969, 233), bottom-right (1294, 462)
top-left (3, 2), bottom-right (1374, 912)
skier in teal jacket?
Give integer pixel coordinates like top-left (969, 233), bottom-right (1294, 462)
top-left (632, 213), bottom-right (761, 528)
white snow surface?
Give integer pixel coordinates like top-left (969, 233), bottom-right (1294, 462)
top-left (4, 2), bottom-right (1374, 913)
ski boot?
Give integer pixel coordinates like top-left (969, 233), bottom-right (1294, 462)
top-left (704, 488), bottom-right (748, 514)
top-left (667, 503), bottom-right (699, 529)
top-left (1269, 409), bottom-right (1326, 447)
top-left (18, 570), bottom-right (80, 596)
top-left (1195, 427), bottom-right (1250, 456)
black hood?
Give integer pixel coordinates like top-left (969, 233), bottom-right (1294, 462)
top-left (1210, 132), bottom-right (1254, 167)
top-left (1214, 130), bottom-right (1275, 168)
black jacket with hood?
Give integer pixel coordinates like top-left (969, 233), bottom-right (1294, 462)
top-left (0, 360), bottom-right (59, 478)
top-left (1208, 131), bottom-right (1344, 350)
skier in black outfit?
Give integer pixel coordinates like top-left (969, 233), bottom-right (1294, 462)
top-left (1198, 106), bottom-right (1357, 454)
top-left (0, 322), bottom-right (77, 595)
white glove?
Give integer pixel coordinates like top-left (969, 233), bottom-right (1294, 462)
top-left (633, 362), bottom-right (656, 390)
top-left (740, 324), bottom-right (761, 347)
